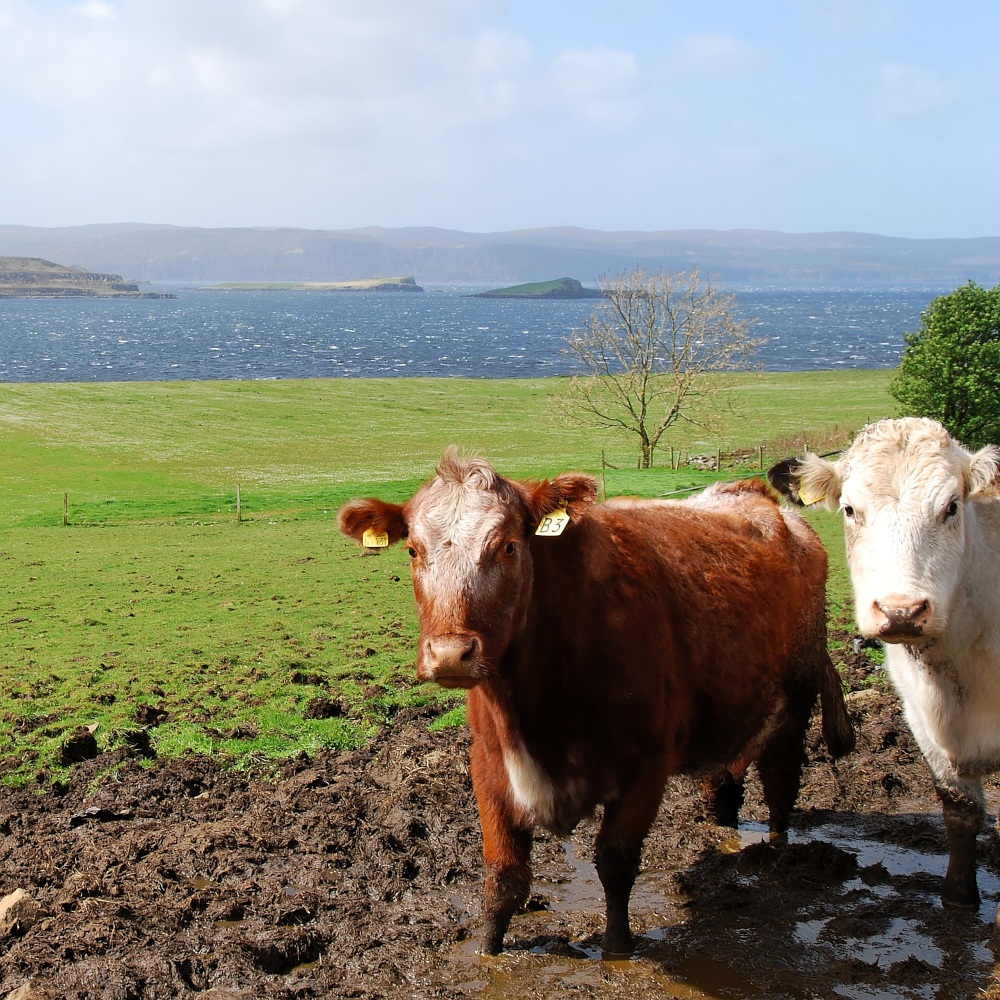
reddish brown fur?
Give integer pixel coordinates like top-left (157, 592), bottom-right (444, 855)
top-left (339, 458), bottom-right (854, 955)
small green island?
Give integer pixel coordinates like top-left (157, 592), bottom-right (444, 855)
top-left (474, 277), bottom-right (604, 299)
top-left (207, 276), bottom-right (424, 292)
top-left (0, 257), bottom-right (175, 298)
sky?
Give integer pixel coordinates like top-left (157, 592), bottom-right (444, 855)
top-left (1, 0), bottom-right (998, 238)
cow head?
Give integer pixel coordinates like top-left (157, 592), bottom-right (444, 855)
top-left (769, 418), bottom-right (1000, 644)
top-left (339, 448), bottom-right (598, 688)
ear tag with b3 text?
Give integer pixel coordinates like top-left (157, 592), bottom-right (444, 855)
top-left (362, 528), bottom-right (390, 548)
top-left (535, 508), bottom-right (570, 537)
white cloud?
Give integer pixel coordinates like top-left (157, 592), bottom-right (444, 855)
top-left (550, 47), bottom-right (642, 126)
top-left (803, 0), bottom-right (900, 34)
top-left (0, 0), bottom-right (647, 226)
top-left (25, 3), bottom-right (539, 145)
top-left (872, 61), bottom-right (963, 118)
top-left (73, 0), bottom-right (117, 19)
top-left (667, 34), bottom-right (766, 77)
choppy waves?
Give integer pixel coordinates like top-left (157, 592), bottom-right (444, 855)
top-left (0, 284), bottom-right (945, 382)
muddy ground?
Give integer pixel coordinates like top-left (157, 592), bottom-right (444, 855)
top-left (2, 644), bottom-right (1000, 999)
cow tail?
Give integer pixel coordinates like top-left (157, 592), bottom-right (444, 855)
top-left (818, 652), bottom-right (856, 758)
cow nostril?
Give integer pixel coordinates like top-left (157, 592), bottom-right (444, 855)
top-left (876, 599), bottom-right (929, 622)
top-left (874, 598), bottom-right (931, 637)
top-left (425, 634), bottom-right (481, 675)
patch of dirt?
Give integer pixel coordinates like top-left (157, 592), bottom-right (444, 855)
top-left (2, 644), bottom-right (1000, 999)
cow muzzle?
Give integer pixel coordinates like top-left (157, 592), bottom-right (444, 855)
top-left (871, 597), bottom-right (932, 643)
top-left (418, 633), bottom-right (484, 688)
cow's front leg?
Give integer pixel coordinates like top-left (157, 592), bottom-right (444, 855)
top-left (595, 770), bottom-right (667, 955)
top-left (470, 743), bottom-right (532, 953)
top-left (479, 812), bottom-right (532, 955)
top-left (937, 782), bottom-right (984, 910)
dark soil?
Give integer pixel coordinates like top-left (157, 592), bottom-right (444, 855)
top-left (2, 640), bottom-right (999, 999)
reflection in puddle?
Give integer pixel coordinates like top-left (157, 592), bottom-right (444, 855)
top-left (796, 915), bottom-right (944, 966)
top-left (451, 938), bottom-right (721, 999)
top-left (439, 817), bottom-right (1000, 999)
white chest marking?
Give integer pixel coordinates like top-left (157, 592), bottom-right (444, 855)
top-left (503, 742), bottom-right (557, 826)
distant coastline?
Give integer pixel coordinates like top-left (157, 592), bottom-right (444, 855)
top-left (206, 276), bottom-right (424, 292)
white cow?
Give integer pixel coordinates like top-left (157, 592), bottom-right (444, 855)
top-left (769, 416), bottom-right (1000, 911)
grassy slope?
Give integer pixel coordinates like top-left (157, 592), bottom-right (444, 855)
top-left (207, 277), bottom-right (420, 291)
top-left (0, 372), bottom-right (892, 785)
top-left (477, 278), bottom-right (602, 298)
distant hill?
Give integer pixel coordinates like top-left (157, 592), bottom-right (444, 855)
top-left (475, 277), bottom-right (603, 299)
top-left (0, 225), bottom-right (998, 287)
top-left (0, 256), bottom-right (175, 298)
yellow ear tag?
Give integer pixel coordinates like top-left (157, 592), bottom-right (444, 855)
top-left (362, 528), bottom-right (390, 548)
top-left (535, 508), bottom-right (570, 537)
top-left (798, 487), bottom-right (826, 507)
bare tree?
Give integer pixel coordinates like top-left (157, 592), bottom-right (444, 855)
top-left (560, 267), bottom-right (763, 468)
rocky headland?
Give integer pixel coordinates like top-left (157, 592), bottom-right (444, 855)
top-left (0, 257), bottom-right (175, 298)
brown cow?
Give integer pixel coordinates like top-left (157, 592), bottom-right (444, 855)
top-left (339, 450), bottom-right (854, 955)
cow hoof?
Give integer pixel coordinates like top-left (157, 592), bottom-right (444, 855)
top-left (942, 893), bottom-right (980, 913)
top-left (942, 884), bottom-right (980, 912)
top-left (477, 924), bottom-right (507, 956)
top-left (601, 932), bottom-right (635, 957)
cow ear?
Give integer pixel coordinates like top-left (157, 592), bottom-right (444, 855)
top-left (337, 498), bottom-right (408, 546)
top-left (767, 455), bottom-right (841, 511)
top-left (522, 473), bottom-right (598, 528)
top-left (967, 445), bottom-right (1000, 499)
top-left (767, 458), bottom-right (806, 504)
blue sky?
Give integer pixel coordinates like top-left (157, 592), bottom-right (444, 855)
top-left (0, 0), bottom-right (997, 237)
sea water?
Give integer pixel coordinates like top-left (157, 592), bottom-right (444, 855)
top-left (0, 284), bottom-right (948, 382)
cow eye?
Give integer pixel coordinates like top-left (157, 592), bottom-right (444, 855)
top-left (842, 504), bottom-right (856, 520)
top-left (944, 499), bottom-right (960, 521)
top-left (504, 541), bottom-right (516, 556)
top-left (406, 547), bottom-right (418, 559)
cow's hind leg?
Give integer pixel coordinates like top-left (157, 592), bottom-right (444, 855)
top-left (595, 767), bottom-right (667, 955)
top-left (937, 783), bottom-right (984, 911)
top-left (756, 691), bottom-right (813, 838)
top-left (701, 767), bottom-right (745, 828)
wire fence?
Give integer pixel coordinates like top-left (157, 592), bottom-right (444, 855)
top-left (15, 422), bottom-right (878, 528)
top-left (11, 486), bottom-right (352, 530)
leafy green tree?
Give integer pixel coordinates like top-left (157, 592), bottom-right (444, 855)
top-left (559, 267), bottom-right (762, 468)
top-left (891, 281), bottom-right (1000, 448)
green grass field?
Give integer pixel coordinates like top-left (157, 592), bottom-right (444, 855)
top-left (0, 372), bottom-right (894, 786)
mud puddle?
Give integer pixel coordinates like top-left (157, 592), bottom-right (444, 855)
top-left (439, 817), bottom-right (1000, 1000)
